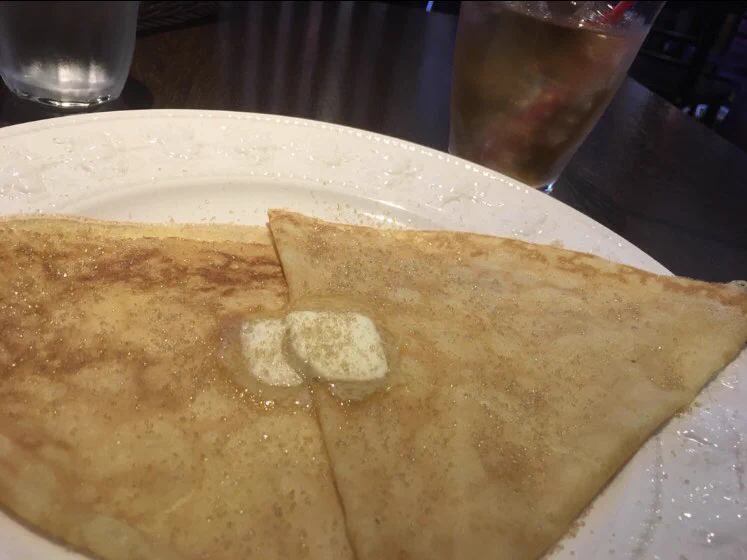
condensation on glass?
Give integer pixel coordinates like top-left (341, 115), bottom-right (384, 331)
top-left (0, 1), bottom-right (139, 109)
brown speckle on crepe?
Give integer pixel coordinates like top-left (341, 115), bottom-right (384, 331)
top-left (0, 217), bottom-right (353, 560)
top-left (267, 209), bottom-right (747, 560)
top-left (1, 211), bottom-right (745, 560)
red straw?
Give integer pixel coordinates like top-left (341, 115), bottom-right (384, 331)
top-left (599, 0), bottom-right (637, 25)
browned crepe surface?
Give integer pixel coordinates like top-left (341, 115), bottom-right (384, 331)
top-left (0, 217), bottom-right (353, 560)
top-left (268, 209), bottom-right (747, 560)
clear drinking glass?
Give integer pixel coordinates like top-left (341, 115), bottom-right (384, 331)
top-left (450, 1), bottom-right (663, 189)
top-left (0, 1), bottom-right (139, 109)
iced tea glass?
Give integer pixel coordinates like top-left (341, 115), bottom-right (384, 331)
top-left (450, 1), bottom-right (663, 189)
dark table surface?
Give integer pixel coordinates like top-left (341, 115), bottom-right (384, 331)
top-left (1, 1), bottom-right (745, 282)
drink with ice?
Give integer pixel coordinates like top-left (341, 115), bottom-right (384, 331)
top-left (450, 1), bottom-right (661, 189)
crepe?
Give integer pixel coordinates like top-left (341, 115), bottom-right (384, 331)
top-left (268, 210), bottom-right (747, 560)
top-left (0, 217), bottom-right (353, 560)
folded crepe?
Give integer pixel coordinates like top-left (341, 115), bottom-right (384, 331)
top-left (0, 217), bottom-right (353, 560)
top-left (267, 209), bottom-right (747, 560)
top-left (1, 211), bottom-right (745, 560)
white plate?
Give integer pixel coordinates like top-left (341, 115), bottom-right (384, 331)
top-left (0, 110), bottom-right (744, 560)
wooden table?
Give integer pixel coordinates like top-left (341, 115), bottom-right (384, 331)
top-left (1, 1), bottom-right (745, 281)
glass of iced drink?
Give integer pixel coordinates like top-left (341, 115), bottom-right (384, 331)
top-left (450, 1), bottom-right (663, 190)
top-left (0, 1), bottom-right (139, 109)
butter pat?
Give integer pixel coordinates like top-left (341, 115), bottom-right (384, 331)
top-left (240, 319), bottom-right (303, 387)
top-left (285, 311), bottom-right (388, 382)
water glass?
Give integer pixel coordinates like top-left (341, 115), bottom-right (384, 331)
top-left (0, 1), bottom-right (139, 109)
